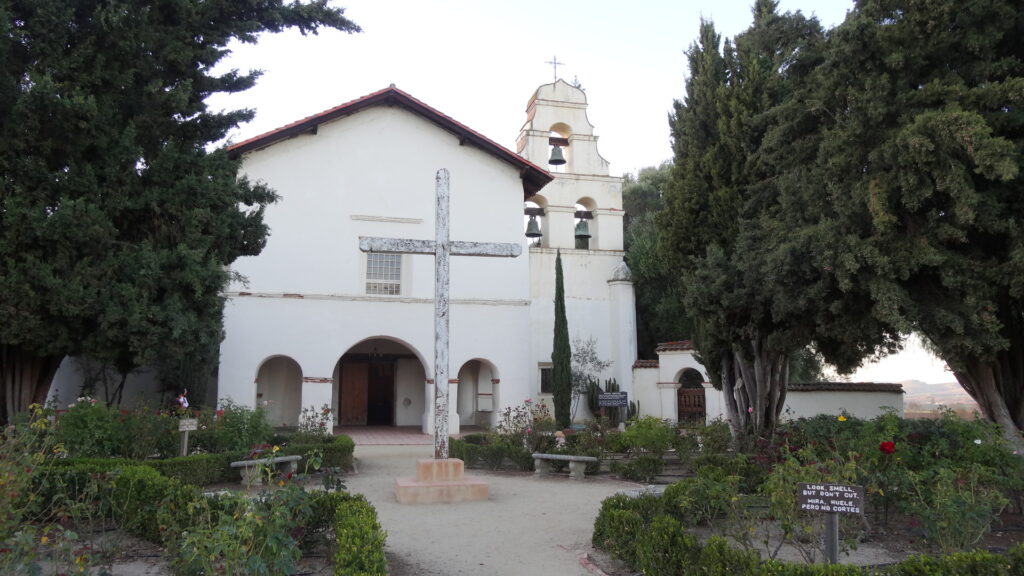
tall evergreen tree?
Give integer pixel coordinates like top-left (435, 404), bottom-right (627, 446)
top-left (0, 1), bottom-right (360, 422)
top-left (813, 0), bottom-right (1024, 451)
top-left (552, 250), bottom-right (572, 428)
top-left (659, 1), bottom-right (894, 439)
top-left (623, 163), bottom-right (694, 358)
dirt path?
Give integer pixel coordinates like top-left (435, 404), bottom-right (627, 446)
top-left (345, 445), bottom-right (642, 576)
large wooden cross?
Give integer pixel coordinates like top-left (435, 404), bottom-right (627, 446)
top-left (359, 169), bottom-right (522, 459)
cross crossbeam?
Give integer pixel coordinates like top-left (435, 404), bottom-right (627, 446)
top-left (359, 237), bottom-right (522, 258)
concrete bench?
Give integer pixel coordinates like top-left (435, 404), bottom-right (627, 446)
top-left (230, 454), bottom-right (302, 485)
top-left (531, 453), bottom-right (599, 480)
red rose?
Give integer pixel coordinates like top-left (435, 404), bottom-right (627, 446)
top-left (879, 441), bottom-right (896, 455)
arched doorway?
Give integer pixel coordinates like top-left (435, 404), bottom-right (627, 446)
top-left (256, 356), bottom-right (303, 427)
top-left (456, 359), bottom-right (499, 428)
top-left (676, 368), bottom-right (706, 424)
top-left (333, 338), bottom-right (426, 426)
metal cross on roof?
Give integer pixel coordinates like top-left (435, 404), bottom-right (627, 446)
top-left (546, 55), bottom-right (565, 81)
top-left (359, 169), bottom-right (521, 459)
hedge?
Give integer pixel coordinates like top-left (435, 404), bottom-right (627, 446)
top-left (282, 434), bottom-right (356, 471)
top-left (593, 492), bottom-right (1024, 576)
top-left (333, 493), bottom-right (388, 576)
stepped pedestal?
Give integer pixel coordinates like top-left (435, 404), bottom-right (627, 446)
top-left (394, 458), bottom-right (489, 504)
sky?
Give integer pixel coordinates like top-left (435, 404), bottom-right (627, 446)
top-left (207, 0), bottom-right (954, 385)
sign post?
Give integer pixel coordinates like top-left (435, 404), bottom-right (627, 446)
top-left (178, 418), bottom-right (198, 457)
top-left (796, 482), bottom-right (864, 564)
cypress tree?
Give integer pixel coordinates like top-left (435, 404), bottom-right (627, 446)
top-left (552, 250), bottom-right (572, 428)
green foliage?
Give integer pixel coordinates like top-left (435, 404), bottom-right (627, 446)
top-left (622, 162), bottom-right (695, 359)
top-left (634, 514), bottom-right (702, 576)
top-left (0, 1), bottom-right (360, 424)
top-left (282, 434), bottom-right (356, 471)
top-left (906, 466), bottom-right (1009, 555)
top-left (108, 465), bottom-right (198, 543)
top-left (146, 452), bottom-right (243, 486)
top-left (52, 399), bottom-right (122, 458)
top-left (552, 250), bottom-right (572, 428)
top-left (621, 416), bottom-right (676, 455)
top-left (611, 454), bottom-right (664, 483)
top-left (333, 493), bottom-right (388, 576)
top-left (193, 400), bottom-right (272, 453)
top-left (810, 0), bottom-right (1024, 450)
top-left (661, 468), bottom-right (742, 527)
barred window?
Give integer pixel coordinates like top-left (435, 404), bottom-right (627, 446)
top-left (539, 365), bottom-right (553, 394)
top-left (366, 253), bottom-right (401, 295)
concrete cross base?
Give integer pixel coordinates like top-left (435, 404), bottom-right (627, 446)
top-left (394, 458), bottom-right (489, 504)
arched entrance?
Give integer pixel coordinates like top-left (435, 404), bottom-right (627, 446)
top-left (676, 368), bottom-right (706, 424)
top-left (256, 356), bottom-right (303, 427)
top-left (455, 359), bottom-right (499, 428)
top-left (333, 338), bottom-right (426, 426)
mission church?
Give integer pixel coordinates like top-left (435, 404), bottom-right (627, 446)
top-left (48, 80), bottom-right (903, 427)
top-left (215, 79), bottom-right (642, 433)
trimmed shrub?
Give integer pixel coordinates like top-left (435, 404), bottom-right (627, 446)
top-left (108, 466), bottom-right (197, 543)
top-left (634, 514), bottom-right (701, 575)
top-left (593, 493), bottom-right (662, 565)
top-left (611, 453), bottom-right (664, 482)
top-left (145, 452), bottom-right (244, 485)
top-left (281, 434), bottom-right (356, 471)
top-left (333, 493), bottom-right (387, 576)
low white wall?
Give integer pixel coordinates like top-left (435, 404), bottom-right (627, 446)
top-left (783, 389), bottom-right (904, 420)
top-left (632, 366), bottom-right (661, 418)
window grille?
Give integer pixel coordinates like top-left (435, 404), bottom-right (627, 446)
top-left (366, 253), bottom-right (401, 295)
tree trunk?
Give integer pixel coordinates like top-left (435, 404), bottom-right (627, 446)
top-left (720, 333), bottom-right (790, 441)
top-left (954, 356), bottom-right (1024, 455)
top-left (0, 345), bottom-right (62, 424)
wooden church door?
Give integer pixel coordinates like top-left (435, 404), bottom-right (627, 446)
top-left (339, 362), bottom-right (369, 425)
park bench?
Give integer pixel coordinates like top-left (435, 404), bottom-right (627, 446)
top-left (230, 454), bottom-right (302, 485)
top-left (531, 453), bottom-right (599, 480)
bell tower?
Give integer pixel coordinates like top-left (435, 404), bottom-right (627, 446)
top-left (517, 79), bottom-right (622, 252)
top-left (519, 79), bottom-right (637, 415)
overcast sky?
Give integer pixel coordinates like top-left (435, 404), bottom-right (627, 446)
top-left (207, 0), bottom-right (954, 385)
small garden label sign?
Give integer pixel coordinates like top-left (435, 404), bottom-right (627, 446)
top-left (179, 418), bottom-right (198, 456)
top-left (797, 483), bottom-right (864, 564)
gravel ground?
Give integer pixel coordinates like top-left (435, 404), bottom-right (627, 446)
top-left (345, 444), bottom-right (642, 576)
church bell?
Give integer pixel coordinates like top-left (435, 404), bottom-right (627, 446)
top-left (574, 219), bottom-right (591, 239)
top-left (525, 215), bottom-right (542, 238)
top-left (548, 145), bottom-right (566, 166)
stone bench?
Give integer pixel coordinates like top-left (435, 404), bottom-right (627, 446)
top-left (531, 453), bottom-right (599, 480)
top-left (230, 454), bottom-right (302, 485)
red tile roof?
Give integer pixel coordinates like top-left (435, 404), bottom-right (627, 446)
top-left (788, 382), bottom-right (904, 393)
top-left (633, 359), bottom-right (659, 369)
top-left (227, 85), bottom-right (553, 199)
top-left (655, 340), bottom-right (694, 353)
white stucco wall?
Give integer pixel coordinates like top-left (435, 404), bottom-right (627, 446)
top-left (219, 104), bottom-right (534, 431)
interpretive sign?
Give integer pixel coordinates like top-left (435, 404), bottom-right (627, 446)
top-left (797, 483), bottom-right (864, 514)
top-left (597, 392), bottom-right (628, 408)
top-left (797, 482), bottom-right (864, 564)
top-left (178, 418), bottom-right (198, 432)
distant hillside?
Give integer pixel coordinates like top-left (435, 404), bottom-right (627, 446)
top-left (900, 379), bottom-right (981, 417)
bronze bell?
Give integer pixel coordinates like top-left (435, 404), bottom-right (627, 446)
top-left (548, 145), bottom-right (566, 166)
top-left (525, 215), bottom-right (542, 238)
top-left (574, 219), bottom-right (591, 239)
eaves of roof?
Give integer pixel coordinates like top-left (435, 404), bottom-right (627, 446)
top-left (227, 85), bottom-right (553, 199)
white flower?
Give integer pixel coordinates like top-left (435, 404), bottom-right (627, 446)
top-left (974, 439), bottom-right (982, 445)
